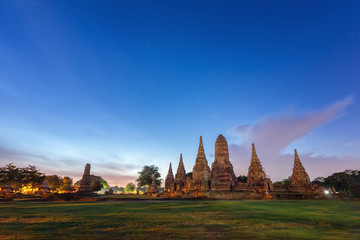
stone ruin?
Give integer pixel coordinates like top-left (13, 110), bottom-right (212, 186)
top-left (291, 149), bottom-right (311, 186)
top-left (191, 136), bottom-right (211, 193)
top-left (243, 143), bottom-right (273, 192)
top-left (247, 143), bottom-right (266, 184)
top-left (164, 163), bottom-right (174, 192)
top-left (149, 175), bottom-right (158, 193)
top-left (271, 149), bottom-right (321, 198)
top-left (174, 154), bottom-right (187, 191)
top-left (163, 134), bottom-right (322, 199)
top-left (79, 163), bottom-right (92, 193)
top-left (211, 134), bottom-right (237, 191)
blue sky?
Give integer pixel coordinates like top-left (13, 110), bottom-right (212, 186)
top-left (1, 1), bottom-right (359, 186)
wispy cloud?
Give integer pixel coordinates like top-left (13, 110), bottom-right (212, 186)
top-left (0, 145), bottom-right (139, 186)
top-left (229, 96), bottom-right (359, 180)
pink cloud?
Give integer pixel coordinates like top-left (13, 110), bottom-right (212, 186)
top-left (229, 96), bottom-right (359, 181)
top-left (0, 146), bottom-right (138, 187)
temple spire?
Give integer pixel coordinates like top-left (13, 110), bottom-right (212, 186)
top-left (294, 149), bottom-right (300, 164)
top-left (247, 143), bottom-right (266, 184)
top-left (214, 134), bottom-right (229, 165)
top-left (149, 174), bottom-right (158, 193)
top-left (198, 136), bottom-right (205, 155)
top-left (165, 162), bottom-right (174, 191)
top-left (193, 136), bottom-right (211, 183)
top-left (79, 163), bottom-right (91, 193)
top-left (195, 136), bottom-right (208, 165)
top-left (291, 149), bottom-right (311, 185)
top-left (168, 162), bottom-right (173, 174)
top-left (177, 154), bottom-right (186, 175)
top-left (294, 149), bottom-right (303, 168)
top-left (175, 153), bottom-right (187, 189)
top-left (251, 143), bottom-right (260, 164)
top-left (211, 134), bottom-right (237, 189)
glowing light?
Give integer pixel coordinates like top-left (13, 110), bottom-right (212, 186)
top-left (324, 190), bottom-right (329, 194)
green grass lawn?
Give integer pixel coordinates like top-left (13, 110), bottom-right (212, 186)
top-left (1, 200), bottom-right (359, 239)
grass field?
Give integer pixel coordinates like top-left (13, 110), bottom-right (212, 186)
top-left (1, 200), bottom-right (360, 239)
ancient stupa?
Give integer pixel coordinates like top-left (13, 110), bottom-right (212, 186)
top-left (192, 136), bottom-right (211, 191)
top-left (247, 143), bottom-right (266, 184)
top-left (165, 163), bottom-right (174, 192)
top-left (79, 163), bottom-right (91, 193)
top-left (211, 134), bottom-right (237, 190)
top-left (174, 154), bottom-right (187, 190)
top-left (149, 175), bottom-right (158, 193)
top-left (162, 135), bottom-right (321, 199)
top-left (291, 149), bottom-right (311, 186)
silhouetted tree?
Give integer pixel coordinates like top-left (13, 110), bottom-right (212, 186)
top-left (323, 170), bottom-right (360, 190)
top-left (312, 177), bottom-right (325, 186)
top-left (0, 163), bottom-right (24, 190)
top-left (237, 175), bottom-right (248, 183)
top-left (319, 170), bottom-right (360, 197)
top-left (136, 165), bottom-right (161, 188)
top-left (46, 175), bottom-right (63, 192)
top-left (353, 184), bottom-right (360, 198)
top-left (274, 176), bottom-right (291, 185)
top-left (22, 165), bottom-right (45, 193)
top-left (0, 167), bottom-right (4, 186)
top-left (125, 183), bottom-right (136, 193)
top-left (60, 177), bottom-right (74, 192)
top-left (90, 180), bottom-right (102, 191)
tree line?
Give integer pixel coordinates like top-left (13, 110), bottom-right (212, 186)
top-left (312, 170), bottom-right (360, 197)
top-left (0, 163), bottom-right (73, 193)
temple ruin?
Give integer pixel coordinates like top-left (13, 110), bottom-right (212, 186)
top-left (247, 143), bottom-right (266, 184)
top-left (164, 163), bottom-right (174, 192)
top-left (149, 175), bottom-right (158, 193)
top-left (291, 149), bottom-right (311, 186)
top-left (174, 153), bottom-right (187, 191)
top-left (210, 134), bottom-right (237, 191)
top-left (164, 134), bottom-right (322, 199)
top-left (79, 163), bottom-right (92, 193)
top-left (191, 136), bottom-right (211, 192)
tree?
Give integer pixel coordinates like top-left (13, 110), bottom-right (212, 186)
top-left (90, 180), bottom-right (102, 192)
top-left (237, 175), bottom-right (248, 183)
top-left (74, 175), bottom-right (109, 188)
top-left (312, 177), bottom-right (325, 186)
top-left (282, 176), bottom-right (292, 185)
top-left (125, 183), bottom-right (136, 193)
top-left (186, 172), bottom-right (193, 178)
top-left (95, 176), bottom-right (109, 189)
top-left (320, 170), bottom-right (360, 197)
top-left (46, 175), bottom-right (63, 192)
top-left (60, 177), bottom-right (74, 192)
top-left (22, 165), bottom-right (46, 193)
top-left (0, 166), bottom-right (5, 186)
top-left (274, 176), bottom-right (291, 185)
top-left (323, 170), bottom-right (360, 189)
top-left (0, 163), bottom-right (24, 190)
top-left (136, 165), bottom-right (161, 188)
